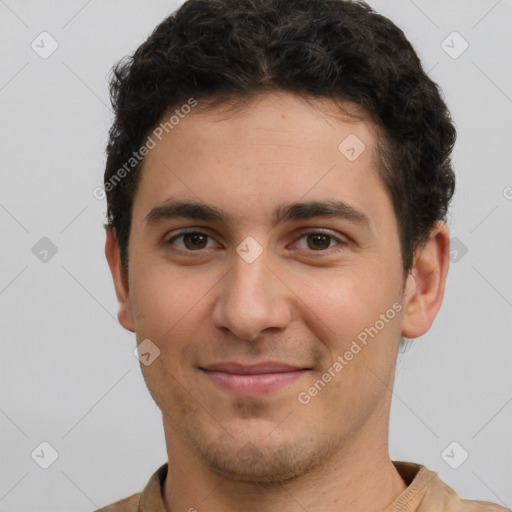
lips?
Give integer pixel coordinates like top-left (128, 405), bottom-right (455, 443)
top-left (202, 361), bottom-right (307, 374)
top-left (200, 361), bottom-right (310, 396)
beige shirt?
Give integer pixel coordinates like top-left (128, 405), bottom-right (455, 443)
top-left (96, 461), bottom-right (509, 512)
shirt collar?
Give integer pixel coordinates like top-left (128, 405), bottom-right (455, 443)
top-left (137, 460), bottom-right (431, 512)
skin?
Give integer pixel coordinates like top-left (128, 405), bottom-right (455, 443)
top-left (106, 91), bottom-right (450, 512)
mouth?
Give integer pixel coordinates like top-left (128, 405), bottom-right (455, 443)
top-left (199, 361), bottom-right (311, 396)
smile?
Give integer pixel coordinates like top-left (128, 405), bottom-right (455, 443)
top-left (200, 363), bottom-right (310, 396)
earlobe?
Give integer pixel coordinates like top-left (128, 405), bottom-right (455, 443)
top-left (401, 222), bottom-right (450, 339)
top-left (104, 227), bottom-right (135, 332)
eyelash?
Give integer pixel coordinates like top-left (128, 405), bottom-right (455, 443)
top-left (165, 229), bottom-right (348, 255)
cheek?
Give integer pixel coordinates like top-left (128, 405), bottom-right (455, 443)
top-left (292, 263), bottom-right (401, 341)
top-left (296, 269), bottom-right (403, 415)
top-left (289, 263), bottom-right (404, 401)
top-left (129, 262), bottom-right (219, 356)
top-left (130, 269), bottom-right (180, 340)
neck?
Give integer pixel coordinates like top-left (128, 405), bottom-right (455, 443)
top-left (163, 426), bottom-right (408, 512)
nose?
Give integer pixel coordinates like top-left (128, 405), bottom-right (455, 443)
top-left (211, 248), bottom-right (292, 341)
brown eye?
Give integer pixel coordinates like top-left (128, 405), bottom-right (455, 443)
top-left (291, 230), bottom-right (347, 253)
top-left (306, 233), bottom-right (332, 250)
top-left (182, 233), bottom-right (208, 250)
top-left (168, 231), bottom-right (218, 251)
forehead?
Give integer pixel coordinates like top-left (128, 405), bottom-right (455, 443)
top-left (179, 92), bottom-right (376, 158)
top-left (132, 92), bottom-right (393, 231)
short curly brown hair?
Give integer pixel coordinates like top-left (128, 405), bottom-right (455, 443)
top-left (104, 0), bottom-right (456, 275)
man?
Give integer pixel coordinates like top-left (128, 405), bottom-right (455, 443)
top-left (99, 0), bottom-right (507, 510)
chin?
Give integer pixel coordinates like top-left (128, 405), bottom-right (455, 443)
top-left (192, 435), bottom-right (334, 484)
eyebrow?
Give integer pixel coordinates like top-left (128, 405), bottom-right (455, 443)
top-left (145, 199), bottom-right (371, 229)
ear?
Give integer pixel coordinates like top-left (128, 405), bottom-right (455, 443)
top-left (105, 227), bottom-right (135, 332)
top-left (401, 221), bottom-right (450, 339)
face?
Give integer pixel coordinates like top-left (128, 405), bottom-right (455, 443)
top-left (110, 92), bottom-right (426, 482)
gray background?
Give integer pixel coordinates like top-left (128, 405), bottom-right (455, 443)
top-left (1, 1), bottom-right (511, 510)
